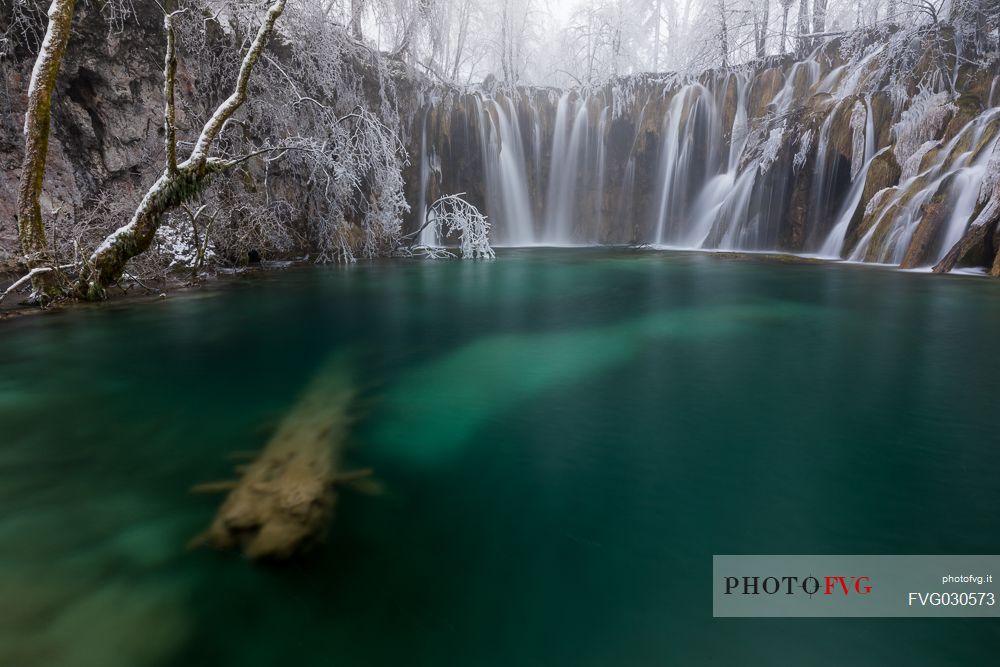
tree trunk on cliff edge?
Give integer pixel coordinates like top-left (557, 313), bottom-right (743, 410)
top-left (350, 0), bottom-right (364, 41)
top-left (754, 1), bottom-right (769, 58)
top-left (779, 0), bottom-right (792, 53)
top-left (717, 0), bottom-right (729, 67)
top-left (812, 0), bottom-right (826, 33)
top-left (16, 0), bottom-right (76, 302)
top-left (796, 0), bottom-right (810, 54)
top-left (77, 0), bottom-right (287, 300)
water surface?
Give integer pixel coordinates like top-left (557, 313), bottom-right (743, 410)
top-left (2, 249), bottom-right (999, 665)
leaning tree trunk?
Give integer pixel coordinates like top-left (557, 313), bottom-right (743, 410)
top-left (77, 0), bottom-right (286, 300)
top-left (77, 164), bottom-right (220, 299)
top-left (16, 0), bottom-right (76, 302)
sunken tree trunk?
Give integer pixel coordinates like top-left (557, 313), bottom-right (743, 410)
top-left (191, 357), bottom-right (361, 560)
top-left (16, 0), bottom-right (76, 302)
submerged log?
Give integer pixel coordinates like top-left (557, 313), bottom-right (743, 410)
top-left (191, 359), bottom-right (359, 560)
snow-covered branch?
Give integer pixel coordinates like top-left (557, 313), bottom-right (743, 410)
top-left (419, 193), bottom-right (494, 259)
top-left (163, 8), bottom-right (187, 175)
top-left (187, 0), bottom-right (288, 168)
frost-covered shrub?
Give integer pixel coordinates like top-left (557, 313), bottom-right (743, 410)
top-left (426, 194), bottom-right (493, 259)
top-left (758, 121), bottom-right (785, 174)
top-left (979, 149), bottom-right (1000, 206)
top-left (864, 186), bottom-right (896, 220)
top-left (900, 140), bottom-right (939, 181)
top-left (143, 0), bottom-right (414, 265)
top-left (892, 87), bottom-right (956, 166)
top-left (155, 222), bottom-right (205, 270)
top-left (850, 100), bottom-right (868, 180)
top-left (793, 128), bottom-right (813, 173)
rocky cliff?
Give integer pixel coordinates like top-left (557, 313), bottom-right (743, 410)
top-left (4, 5), bottom-right (1000, 275)
top-left (1, 0), bottom-right (423, 274)
top-left (1, 1), bottom-right (166, 263)
top-left (407, 26), bottom-right (1000, 272)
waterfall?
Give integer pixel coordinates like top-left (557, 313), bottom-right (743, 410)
top-left (772, 59), bottom-right (820, 115)
top-left (613, 101), bottom-right (648, 240)
top-left (594, 106), bottom-right (610, 239)
top-left (413, 47), bottom-right (1000, 271)
top-left (819, 147), bottom-right (889, 258)
top-left (832, 46), bottom-right (885, 100)
top-left (476, 96), bottom-right (536, 245)
top-left (808, 110), bottom-right (836, 241)
top-left (417, 110), bottom-right (438, 246)
top-left (651, 84), bottom-right (723, 245)
top-left (850, 109), bottom-right (1000, 265)
top-left (687, 74), bottom-right (750, 248)
top-left (530, 99), bottom-right (543, 203)
top-left (545, 93), bottom-right (591, 244)
top-left (819, 97), bottom-right (878, 258)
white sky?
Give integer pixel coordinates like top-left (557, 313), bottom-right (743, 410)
top-left (545, 0), bottom-right (576, 22)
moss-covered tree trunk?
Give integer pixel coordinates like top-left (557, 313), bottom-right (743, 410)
top-left (76, 164), bottom-right (219, 300)
top-left (77, 0), bottom-right (286, 300)
top-left (16, 0), bottom-right (76, 302)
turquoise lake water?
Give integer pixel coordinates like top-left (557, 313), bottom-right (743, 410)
top-left (1, 249), bottom-right (999, 665)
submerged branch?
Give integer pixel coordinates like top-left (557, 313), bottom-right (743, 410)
top-left (191, 357), bottom-right (362, 560)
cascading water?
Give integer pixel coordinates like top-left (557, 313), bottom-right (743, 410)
top-left (417, 111), bottom-right (438, 246)
top-left (685, 73), bottom-right (750, 248)
top-left (772, 57), bottom-right (820, 114)
top-left (851, 108), bottom-right (1000, 265)
top-left (651, 84), bottom-right (723, 245)
top-left (545, 93), bottom-right (591, 243)
top-left (804, 105), bottom-right (843, 249)
top-left (410, 41), bottom-right (1000, 271)
top-left (475, 96), bottom-right (537, 245)
top-left (819, 96), bottom-right (878, 258)
top-left (594, 106), bottom-right (610, 237)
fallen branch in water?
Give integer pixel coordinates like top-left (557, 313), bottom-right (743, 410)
top-left (190, 357), bottom-right (364, 560)
top-left (191, 480), bottom-right (240, 494)
top-left (0, 264), bottom-right (75, 304)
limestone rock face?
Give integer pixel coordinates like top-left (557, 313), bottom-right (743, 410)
top-left (747, 67), bottom-right (785, 118)
top-left (901, 173), bottom-right (959, 268)
top-left (1, 1), bottom-right (165, 259)
top-left (842, 149), bottom-right (901, 255)
top-left (404, 27), bottom-right (1000, 271)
